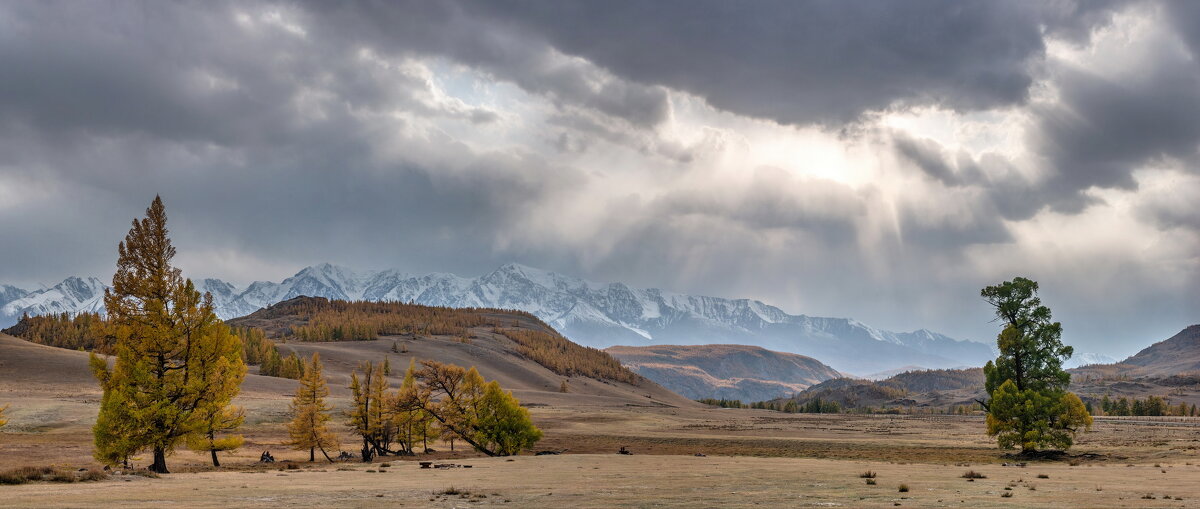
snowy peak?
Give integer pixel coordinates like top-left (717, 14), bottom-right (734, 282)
top-left (1, 276), bottom-right (106, 320)
top-left (0, 284), bottom-right (29, 304)
top-left (1064, 352), bottom-right (1119, 369)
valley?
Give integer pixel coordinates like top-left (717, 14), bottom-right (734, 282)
top-left (4, 308), bottom-right (1200, 507)
top-left (4, 326), bottom-right (1200, 507)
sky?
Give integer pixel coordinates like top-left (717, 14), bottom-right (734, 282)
top-left (0, 1), bottom-right (1196, 358)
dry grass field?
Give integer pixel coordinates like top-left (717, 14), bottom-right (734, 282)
top-left (4, 333), bottom-right (1200, 507)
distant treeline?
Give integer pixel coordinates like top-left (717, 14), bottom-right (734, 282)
top-left (3, 312), bottom-right (112, 353)
top-left (266, 299), bottom-right (541, 341)
top-left (496, 328), bottom-right (640, 385)
top-left (1095, 395), bottom-right (1198, 417)
top-left (4, 312), bottom-right (298, 380)
top-left (697, 397), bottom-right (842, 414)
top-left (699, 396), bottom-right (987, 416)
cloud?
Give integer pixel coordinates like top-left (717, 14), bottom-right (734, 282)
top-left (0, 0), bottom-right (1194, 360)
top-left (466, 0), bottom-right (1128, 125)
top-left (1027, 24), bottom-right (1200, 213)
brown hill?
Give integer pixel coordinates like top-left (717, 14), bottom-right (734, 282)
top-left (776, 367), bottom-right (986, 410)
top-left (224, 297), bottom-right (689, 408)
top-left (605, 344), bottom-right (842, 401)
top-left (0, 297), bottom-right (692, 439)
top-left (884, 367), bottom-right (984, 393)
top-left (1112, 325), bottom-right (1200, 375)
top-left (1071, 325), bottom-right (1200, 379)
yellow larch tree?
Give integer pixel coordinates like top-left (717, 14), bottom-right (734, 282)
top-left (90, 196), bottom-right (247, 473)
top-left (287, 353), bottom-right (339, 462)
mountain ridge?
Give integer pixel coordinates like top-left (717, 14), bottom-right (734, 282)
top-left (1, 262), bottom-right (995, 375)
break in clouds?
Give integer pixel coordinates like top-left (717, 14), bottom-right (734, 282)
top-left (0, 0), bottom-right (1196, 357)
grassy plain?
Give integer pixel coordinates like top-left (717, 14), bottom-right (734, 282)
top-left (3, 334), bottom-right (1200, 507)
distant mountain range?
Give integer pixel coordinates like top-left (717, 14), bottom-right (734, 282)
top-left (0, 262), bottom-right (997, 375)
top-left (606, 344), bottom-right (843, 402)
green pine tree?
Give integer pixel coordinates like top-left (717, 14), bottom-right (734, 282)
top-left (981, 277), bottom-right (1091, 452)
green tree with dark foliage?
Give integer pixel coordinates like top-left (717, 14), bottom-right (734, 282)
top-left (980, 277), bottom-right (1091, 452)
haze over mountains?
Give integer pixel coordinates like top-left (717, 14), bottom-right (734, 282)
top-left (0, 263), bottom-right (996, 375)
top-left (606, 344), bottom-right (843, 402)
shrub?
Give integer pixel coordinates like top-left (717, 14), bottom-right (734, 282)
top-left (898, 484), bottom-right (909, 493)
top-left (79, 470), bottom-right (109, 482)
top-left (865, 478), bottom-right (877, 485)
top-left (1036, 473), bottom-right (1049, 479)
top-left (961, 470), bottom-right (986, 479)
top-left (0, 466), bottom-right (107, 484)
top-left (1001, 492), bottom-right (1013, 498)
top-left (860, 471), bottom-right (877, 479)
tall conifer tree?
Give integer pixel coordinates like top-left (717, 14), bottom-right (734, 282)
top-left (90, 196), bottom-right (247, 473)
top-left (287, 353), bottom-right (339, 462)
top-left (981, 277), bottom-right (1091, 452)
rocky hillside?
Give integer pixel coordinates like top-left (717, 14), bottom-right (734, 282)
top-left (1, 263), bottom-right (995, 375)
top-left (1071, 325), bottom-right (1200, 378)
top-left (606, 344), bottom-right (842, 401)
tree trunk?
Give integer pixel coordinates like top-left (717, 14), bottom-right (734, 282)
top-left (151, 447), bottom-right (169, 474)
top-left (361, 439), bottom-right (373, 462)
top-left (210, 449), bottom-right (220, 468)
top-left (318, 444), bottom-right (334, 463)
top-left (309, 447), bottom-right (315, 462)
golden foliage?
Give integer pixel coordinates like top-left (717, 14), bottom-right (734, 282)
top-left (287, 353), bottom-right (339, 462)
top-left (261, 298), bottom-right (641, 384)
top-left (91, 196), bottom-right (247, 473)
top-left (285, 299), bottom-right (515, 341)
top-left (4, 312), bottom-right (111, 353)
top-left (497, 328), bottom-right (640, 384)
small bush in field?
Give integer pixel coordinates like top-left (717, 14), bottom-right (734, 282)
top-left (1036, 473), bottom-right (1049, 479)
top-left (961, 470), bottom-right (986, 479)
top-left (865, 478), bottom-right (877, 485)
top-left (898, 484), bottom-right (909, 493)
top-left (860, 471), bottom-right (877, 479)
top-left (0, 466), bottom-right (107, 484)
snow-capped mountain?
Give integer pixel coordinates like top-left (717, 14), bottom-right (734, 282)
top-left (1, 277), bottom-right (106, 320)
top-left (1064, 352), bottom-right (1118, 369)
top-left (1, 263), bottom-right (996, 375)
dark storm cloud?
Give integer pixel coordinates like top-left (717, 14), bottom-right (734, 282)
top-left (0, 0), bottom-right (580, 284)
top-left (467, 0), bottom-right (1125, 125)
top-left (0, 0), bottom-right (1194, 357)
top-left (299, 1), bottom-right (672, 129)
top-left (1029, 61), bottom-right (1200, 214)
top-left (893, 133), bottom-right (980, 187)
